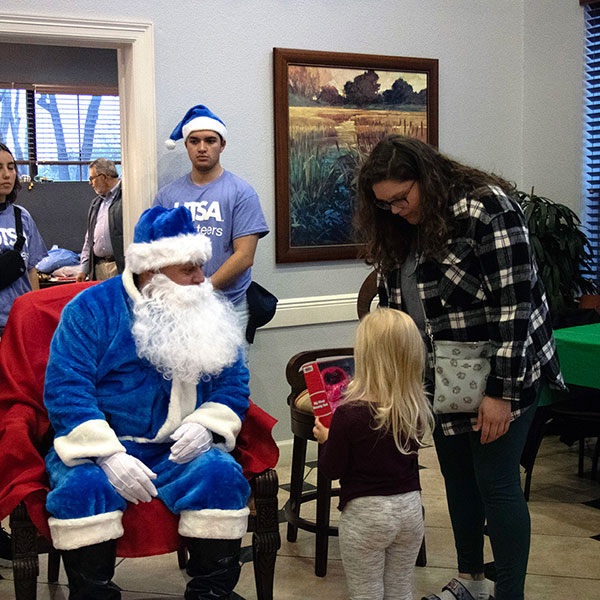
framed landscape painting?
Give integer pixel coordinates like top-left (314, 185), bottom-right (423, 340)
top-left (274, 47), bottom-right (438, 263)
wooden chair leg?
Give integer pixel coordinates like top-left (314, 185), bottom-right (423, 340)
top-left (10, 502), bottom-right (39, 600)
top-left (315, 467), bottom-right (332, 578)
top-left (251, 469), bottom-right (280, 600)
top-left (592, 437), bottom-right (600, 480)
top-left (47, 548), bottom-right (60, 583)
top-left (416, 505), bottom-right (427, 567)
top-left (252, 532), bottom-right (278, 600)
top-left (416, 536), bottom-right (427, 567)
top-left (520, 406), bottom-right (552, 501)
top-left (286, 436), bottom-right (307, 543)
top-left (523, 469), bottom-right (533, 502)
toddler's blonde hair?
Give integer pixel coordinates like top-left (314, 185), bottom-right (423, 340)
top-left (344, 308), bottom-right (434, 454)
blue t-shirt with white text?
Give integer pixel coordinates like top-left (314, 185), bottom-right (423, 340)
top-left (153, 170), bottom-right (268, 304)
top-left (0, 203), bottom-right (48, 327)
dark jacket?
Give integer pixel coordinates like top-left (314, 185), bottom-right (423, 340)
top-left (84, 183), bottom-right (124, 279)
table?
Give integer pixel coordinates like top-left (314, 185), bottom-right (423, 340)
top-left (39, 277), bottom-right (77, 289)
top-left (553, 323), bottom-right (600, 390)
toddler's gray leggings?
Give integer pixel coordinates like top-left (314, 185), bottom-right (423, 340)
top-left (339, 491), bottom-right (423, 600)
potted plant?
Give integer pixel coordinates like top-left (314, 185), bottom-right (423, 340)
top-left (517, 188), bottom-right (598, 313)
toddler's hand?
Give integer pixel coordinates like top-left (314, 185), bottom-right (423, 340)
top-left (313, 416), bottom-right (329, 444)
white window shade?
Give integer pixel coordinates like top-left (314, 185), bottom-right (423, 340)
top-left (0, 87), bottom-right (120, 182)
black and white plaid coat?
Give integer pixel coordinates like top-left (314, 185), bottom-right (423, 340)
top-left (378, 185), bottom-right (564, 435)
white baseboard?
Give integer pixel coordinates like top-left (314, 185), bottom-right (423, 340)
top-left (263, 292), bottom-right (378, 330)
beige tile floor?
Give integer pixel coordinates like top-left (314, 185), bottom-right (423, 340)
top-left (1, 435), bottom-right (599, 599)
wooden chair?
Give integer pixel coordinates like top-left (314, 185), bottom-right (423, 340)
top-left (522, 294), bottom-right (600, 496)
top-left (356, 270), bottom-right (378, 319)
top-left (283, 271), bottom-right (426, 577)
top-left (0, 283), bottom-right (281, 600)
top-left (553, 293), bottom-right (600, 480)
top-left (579, 293), bottom-right (600, 312)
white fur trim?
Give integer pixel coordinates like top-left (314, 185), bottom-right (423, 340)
top-left (165, 138), bottom-right (177, 150)
top-left (125, 233), bottom-right (212, 274)
top-left (122, 267), bottom-right (141, 302)
top-left (54, 420), bottom-right (125, 467)
top-left (183, 402), bottom-right (242, 452)
top-left (182, 116), bottom-right (227, 141)
top-left (152, 378), bottom-right (197, 441)
top-left (48, 510), bottom-right (124, 550)
top-left (178, 507), bottom-right (249, 539)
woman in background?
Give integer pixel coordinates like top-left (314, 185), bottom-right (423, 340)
top-left (0, 142), bottom-right (47, 337)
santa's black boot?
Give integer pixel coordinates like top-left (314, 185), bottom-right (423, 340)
top-left (185, 538), bottom-right (242, 600)
top-left (61, 539), bottom-right (121, 600)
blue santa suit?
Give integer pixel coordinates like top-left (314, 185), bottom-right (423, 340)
top-left (43, 274), bottom-right (250, 551)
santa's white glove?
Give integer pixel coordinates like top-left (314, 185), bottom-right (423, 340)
top-left (169, 422), bottom-right (213, 464)
top-left (96, 452), bottom-right (158, 504)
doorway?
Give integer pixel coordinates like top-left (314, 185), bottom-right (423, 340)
top-left (0, 14), bottom-right (158, 245)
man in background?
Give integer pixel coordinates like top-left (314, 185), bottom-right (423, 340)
top-left (153, 104), bottom-right (268, 334)
top-left (76, 158), bottom-right (124, 281)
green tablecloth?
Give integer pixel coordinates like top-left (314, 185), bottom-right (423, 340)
top-left (553, 323), bottom-right (600, 390)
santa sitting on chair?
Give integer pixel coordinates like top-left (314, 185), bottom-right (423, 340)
top-left (42, 205), bottom-right (255, 600)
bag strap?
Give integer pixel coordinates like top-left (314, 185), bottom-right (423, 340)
top-left (13, 205), bottom-right (25, 253)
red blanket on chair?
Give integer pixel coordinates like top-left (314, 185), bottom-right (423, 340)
top-left (0, 283), bottom-right (279, 557)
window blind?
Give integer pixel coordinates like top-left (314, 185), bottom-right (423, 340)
top-left (0, 87), bottom-right (120, 182)
top-left (584, 2), bottom-right (600, 284)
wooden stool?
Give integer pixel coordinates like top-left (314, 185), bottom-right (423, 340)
top-left (284, 389), bottom-right (340, 577)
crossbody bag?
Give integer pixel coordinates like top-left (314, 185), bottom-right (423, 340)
top-left (426, 320), bottom-right (493, 414)
top-left (0, 205), bottom-right (27, 290)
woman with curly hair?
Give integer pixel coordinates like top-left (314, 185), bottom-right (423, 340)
top-left (0, 143), bottom-right (47, 336)
top-left (355, 135), bottom-right (564, 600)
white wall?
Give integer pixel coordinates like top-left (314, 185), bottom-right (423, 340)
top-left (0, 1), bottom-right (587, 440)
top-left (523, 1), bottom-right (585, 213)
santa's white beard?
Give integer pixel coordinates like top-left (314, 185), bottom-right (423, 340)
top-left (131, 274), bottom-right (243, 383)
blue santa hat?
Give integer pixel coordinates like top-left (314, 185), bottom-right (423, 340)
top-left (125, 206), bottom-right (212, 273)
top-left (165, 104), bottom-right (227, 150)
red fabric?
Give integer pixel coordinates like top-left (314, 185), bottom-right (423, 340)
top-left (0, 282), bottom-right (278, 558)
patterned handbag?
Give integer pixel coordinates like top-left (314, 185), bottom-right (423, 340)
top-left (432, 340), bottom-right (493, 414)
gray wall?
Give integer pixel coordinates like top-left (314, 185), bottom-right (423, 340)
top-left (523, 2), bottom-right (585, 213)
top-left (0, 1), bottom-right (588, 441)
top-left (0, 43), bottom-right (117, 88)
top-left (17, 182), bottom-right (93, 253)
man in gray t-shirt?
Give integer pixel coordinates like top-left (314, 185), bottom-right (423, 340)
top-left (153, 105), bottom-right (268, 310)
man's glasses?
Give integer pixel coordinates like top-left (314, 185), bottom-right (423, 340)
top-left (89, 173), bottom-right (106, 183)
top-left (374, 180), bottom-right (416, 211)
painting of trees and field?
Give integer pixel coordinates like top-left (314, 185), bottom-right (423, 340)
top-left (288, 65), bottom-right (429, 248)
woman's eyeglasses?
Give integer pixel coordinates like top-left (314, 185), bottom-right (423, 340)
top-left (374, 180), bottom-right (416, 210)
